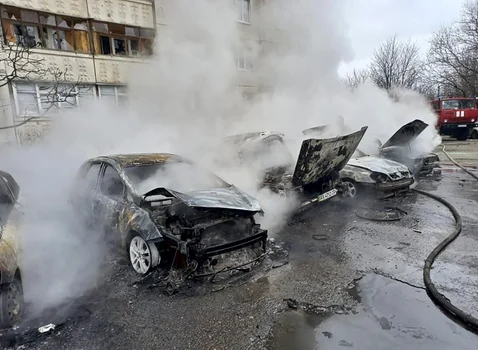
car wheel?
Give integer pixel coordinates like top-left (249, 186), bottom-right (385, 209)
top-left (0, 277), bottom-right (24, 329)
top-left (471, 130), bottom-right (478, 139)
top-left (342, 180), bottom-right (357, 198)
top-left (456, 130), bottom-right (468, 141)
top-left (128, 235), bottom-right (160, 275)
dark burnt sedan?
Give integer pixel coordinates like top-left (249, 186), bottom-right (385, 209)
top-left (72, 153), bottom-right (267, 276)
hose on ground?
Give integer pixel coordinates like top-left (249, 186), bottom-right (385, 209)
top-left (414, 188), bottom-right (478, 332)
top-left (442, 145), bottom-right (478, 181)
top-left (415, 145), bottom-right (478, 332)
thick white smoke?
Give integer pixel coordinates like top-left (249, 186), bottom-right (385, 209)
top-left (0, 0), bottom-right (441, 315)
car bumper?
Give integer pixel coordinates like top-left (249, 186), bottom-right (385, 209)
top-left (200, 229), bottom-right (268, 259)
top-left (375, 177), bottom-right (414, 191)
top-left (440, 123), bottom-right (474, 135)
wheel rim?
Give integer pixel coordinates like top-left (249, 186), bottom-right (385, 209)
top-left (129, 236), bottom-right (152, 274)
top-left (345, 182), bottom-right (356, 198)
top-left (6, 282), bottom-right (22, 323)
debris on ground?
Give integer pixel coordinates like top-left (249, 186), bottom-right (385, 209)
top-left (354, 207), bottom-right (408, 221)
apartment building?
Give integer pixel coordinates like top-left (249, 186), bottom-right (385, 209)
top-left (0, 0), bottom-right (285, 143)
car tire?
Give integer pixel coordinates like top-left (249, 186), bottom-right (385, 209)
top-left (0, 276), bottom-right (24, 329)
top-left (471, 130), bottom-right (478, 139)
top-left (128, 234), bottom-right (160, 275)
top-left (456, 130), bottom-right (469, 141)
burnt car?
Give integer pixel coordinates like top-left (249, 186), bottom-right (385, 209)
top-left (71, 153), bottom-right (268, 276)
top-left (302, 127), bottom-right (415, 198)
top-left (339, 155), bottom-right (414, 198)
top-left (216, 127), bottom-right (367, 210)
top-left (0, 171), bottom-right (24, 329)
top-left (377, 119), bottom-right (440, 177)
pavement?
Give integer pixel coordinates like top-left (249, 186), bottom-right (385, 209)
top-left (2, 140), bottom-right (478, 350)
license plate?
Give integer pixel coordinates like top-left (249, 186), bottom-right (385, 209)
top-left (317, 188), bottom-right (338, 202)
top-left (458, 124), bottom-right (466, 127)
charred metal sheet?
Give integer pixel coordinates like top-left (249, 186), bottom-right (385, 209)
top-left (158, 186), bottom-right (262, 212)
top-left (94, 153), bottom-right (183, 168)
top-left (292, 127), bottom-right (368, 187)
top-left (381, 119), bottom-right (428, 149)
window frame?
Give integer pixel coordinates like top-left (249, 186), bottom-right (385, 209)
top-left (0, 6), bottom-right (91, 53)
top-left (235, 43), bottom-right (253, 71)
top-left (97, 85), bottom-right (128, 105)
top-left (99, 163), bottom-right (126, 200)
top-left (12, 82), bottom-right (96, 117)
top-left (92, 21), bottom-right (154, 57)
top-left (235, 0), bottom-right (251, 24)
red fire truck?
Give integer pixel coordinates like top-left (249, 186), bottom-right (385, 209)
top-left (430, 97), bottom-right (478, 140)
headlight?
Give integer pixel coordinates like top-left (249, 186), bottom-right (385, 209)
top-left (444, 119), bottom-right (448, 123)
top-left (370, 172), bottom-right (388, 183)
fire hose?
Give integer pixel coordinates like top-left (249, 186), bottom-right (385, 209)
top-left (415, 145), bottom-right (478, 333)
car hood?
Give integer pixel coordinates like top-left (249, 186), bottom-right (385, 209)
top-left (348, 156), bottom-right (409, 174)
top-left (381, 119), bottom-right (429, 149)
top-left (292, 126), bottom-right (368, 186)
top-left (143, 186), bottom-right (262, 213)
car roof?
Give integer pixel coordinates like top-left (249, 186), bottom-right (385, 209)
top-left (90, 153), bottom-right (187, 168)
top-left (223, 132), bottom-right (285, 146)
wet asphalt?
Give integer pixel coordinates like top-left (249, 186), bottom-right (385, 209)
top-left (2, 142), bottom-right (478, 350)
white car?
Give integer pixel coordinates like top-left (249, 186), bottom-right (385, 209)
top-left (339, 152), bottom-right (415, 198)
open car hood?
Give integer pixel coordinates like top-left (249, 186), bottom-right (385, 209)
top-left (143, 186), bottom-right (262, 213)
top-left (381, 119), bottom-right (429, 149)
top-left (292, 126), bottom-right (368, 186)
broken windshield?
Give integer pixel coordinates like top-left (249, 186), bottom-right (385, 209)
top-left (441, 99), bottom-right (476, 110)
top-left (124, 161), bottom-right (229, 195)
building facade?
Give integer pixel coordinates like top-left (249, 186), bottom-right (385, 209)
top-left (0, 0), bottom-right (285, 143)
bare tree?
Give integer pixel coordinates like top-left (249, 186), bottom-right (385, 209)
top-left (0, 42), bottom-right (86, 130)
top-left (426, 1), bottom-right (478, 97)
top-left (343, 68), bottom-right (369, 90)
top-left (368, 35), bottom-right (422, 91)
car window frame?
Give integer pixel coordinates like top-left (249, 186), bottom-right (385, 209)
top-left (98, 163), bottom-right (126, 201)
top-left (79, 161), bottom-right (102, 192)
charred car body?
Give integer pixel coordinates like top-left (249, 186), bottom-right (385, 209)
top-left (72, 153), bottom-right (268, 276)
top-left (0, 171), bottom-right (23, 329)
top-left (377, 119), bottom-right (440, 177)
top-left (302, 128), bottom-right (415, 198)
top-left (217, 127), bottom-right (368, 210)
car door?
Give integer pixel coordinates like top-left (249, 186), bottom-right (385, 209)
top-left (0, 175), bottom-right (19, 283)
top-left (94, 163), bottom-right (127, 241)
top-left (74, 162), bottom-right (101, 225)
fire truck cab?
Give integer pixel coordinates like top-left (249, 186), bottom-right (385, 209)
top-left (431, 97), bottom-right (478, 140)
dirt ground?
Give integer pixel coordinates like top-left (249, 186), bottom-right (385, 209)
top-left (2, 140), bottom-right (478, 350)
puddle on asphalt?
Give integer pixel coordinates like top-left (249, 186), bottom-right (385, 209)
top-left (269, 274), bottom-right (478, 350)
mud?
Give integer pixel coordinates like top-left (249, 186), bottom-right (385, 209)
top-left (2, 151), bottom-right (478, 349)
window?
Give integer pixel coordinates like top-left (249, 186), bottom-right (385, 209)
top-left (13, 82), bottom-right (95, 117)
top-left (98, 85), bottom-right (128, 105)
top-left (441, 99), bottom-right (476, 110)
top-left (1, 6), bottom-right (90, 52)
top-left (82, 163), bottom-right (101, 192)
top-left (92, 21), bottom-right (154, 56)
top-left (236, 44), bottom-right (253, 70)
top-left (235, 0), bottom-right (250, 23)
top-left (100, 166), bottom-right (125, 200)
